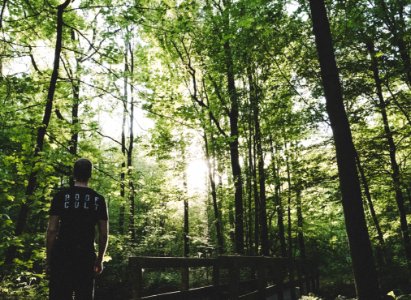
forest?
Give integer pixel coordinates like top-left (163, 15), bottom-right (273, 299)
top-left (0, 0), bottom-right (410, 299)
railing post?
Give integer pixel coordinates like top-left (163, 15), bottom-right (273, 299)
top-left (181, 267), bottom-right (189, 291)
top-left (129, 259), bottom-right (142, 300)
top-left (289, 260), bottom-right (297, 300)
top-left (296, 261), bottom-right (304, 295)
top-left (305, 264), bottom-right (311, 293)
top-left (257, 261), bottom-right (266, 299)
top-left (213, 262), bottom-right (220, 299)
top-left (228, 260), bottom-right (239, 300)
top-left (277, 281), bottom-right (284, 300)
top-left (316, 268), bottom-right (320, 292)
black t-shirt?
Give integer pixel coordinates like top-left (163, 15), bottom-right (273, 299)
top-left (49, 186), bottom-right (108, 251)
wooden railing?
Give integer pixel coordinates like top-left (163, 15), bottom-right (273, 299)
top-left (128, 255), bottom-right (319, 300)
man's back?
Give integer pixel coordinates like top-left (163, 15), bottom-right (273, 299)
top-left (50, 186), bottom-right (107, 251)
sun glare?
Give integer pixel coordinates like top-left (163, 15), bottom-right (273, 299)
top-left (186, 158), bottom-right (209, 195)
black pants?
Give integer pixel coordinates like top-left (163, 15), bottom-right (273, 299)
top-left (49, 244), bottom-right (96, 300)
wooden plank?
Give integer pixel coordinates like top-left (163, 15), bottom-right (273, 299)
top-left (129, 256), bottom-right (216, 268)
top-left (140, 285), bottom-right (218, 300)
top-left (239, 290), bottom-right (258, 300)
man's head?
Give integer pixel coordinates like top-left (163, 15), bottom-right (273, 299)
top-left (73, 158), bottom-right (92, 182)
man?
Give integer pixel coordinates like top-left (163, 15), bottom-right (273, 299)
top-left (46, 158), bottom-right (109, 300)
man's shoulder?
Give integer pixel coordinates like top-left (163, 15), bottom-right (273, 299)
top-left (89, 189), bottom-right (106, 201)
top-left (88, 188), bottom-right (103, 197)
top-left (53, 186), bottom-right (70, 197)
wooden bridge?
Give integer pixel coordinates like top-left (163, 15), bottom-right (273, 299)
top-left (128, 256), bottom-right (319, 299)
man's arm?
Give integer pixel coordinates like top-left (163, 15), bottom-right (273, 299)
top-left (94, 220), bottom-right (108, 274)
top-left (46, 215), bottom-right (60, 267)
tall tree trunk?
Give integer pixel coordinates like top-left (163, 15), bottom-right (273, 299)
top-left (5, 0), bottom-right (71, 265)
top-left (270, 138), bottom-right (287, 257)
top-left (127, 39), bottom-right (136, 242)
top-left (119, 41), bottom-right (128, 235)
top-left (366, 40), bottom-right (411, 267)
top-left (296, 189), bottom-right (306, 259)
top-left (252, 134), bottom-right (260, 255)
top-left (69, 29), bottom-right (80, 187)
top-left (204, 131), bottom-right (224, 254)
top-left (308, 1), bottom-right (380, 298)
top-left (285, 143), bottom-right (293, 259)
top-left (248, 70), bottom-right (269, 256)
top-left (355, 150), bottom-right (387, 263)
top-left (224, 39), bottom-right (244, 254)
top-left (183, 197), bottom-right (189, 257)
top-left (179, 143), bottom-right (189, 257)
top-left (246, 116), bottom-right (255, 255)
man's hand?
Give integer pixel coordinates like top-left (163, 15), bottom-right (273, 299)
top-left (94, 259), bottom-right (103, 275)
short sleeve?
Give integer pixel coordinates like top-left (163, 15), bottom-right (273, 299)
top-left (97, 196), bottom-right (108, 221)
top-left (49, 191), bottom-right (63, 216)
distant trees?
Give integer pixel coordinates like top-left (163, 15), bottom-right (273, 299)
top-left (0, 0), bottom-right (410, 298)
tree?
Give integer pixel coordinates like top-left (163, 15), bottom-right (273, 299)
top-left (308, 0), bottom-right (380, 298)
top-left (5, 0), bottom-right (72, 265)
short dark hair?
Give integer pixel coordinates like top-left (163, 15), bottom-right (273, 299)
top-left (73, 158), bottom-right (92, 181)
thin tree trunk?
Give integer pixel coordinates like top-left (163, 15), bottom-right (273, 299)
top-left (183, 192), bottom-right (189, 257)
top-left (224, 39), bottom-right (244, 254)
top-left (355, 149), bottom-right (387, 263)
top-left (68, 29), bottom-right (80, 187)
top-left (285, 143), bottom-right (293, 259)
top-left (183, 197), bottom-right (189, 257)
top-left (204, 131), bottom-right (224, 254)
top-left (270, 138), bottom-right (287, 257)
top-left (246, 116), bottom-right (255, 255)
top-left (252, 134), bottom-right (260, 255)
top-left (179, 143), bottom-right (190, 258)
top-left (119, 41), bottom-right (128, 235)
top-left (308, 1), bottom-right (380, 298)
top-left (366, 40), bottom-right (411, 267)
top-left (127, 39), bottom-right (136, 242)
top-left (285, 143), bottom-right (297, 300)
top-left (0, 0), bottom-right (7, 29)
top-left (248, 70), bottom-right (269, 256)
top-left (5, 0), bottom-right (71, 265)
top-left (296, 189), bottom-right (306, 259)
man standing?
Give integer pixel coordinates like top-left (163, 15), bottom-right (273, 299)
top-left (46, 158), bottom-right (109, 300)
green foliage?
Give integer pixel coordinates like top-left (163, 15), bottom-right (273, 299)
top-left (0, 0), bottom-right (410, 298)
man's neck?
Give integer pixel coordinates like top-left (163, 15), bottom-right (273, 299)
top-left (74, 181), bottom-right (88, 187)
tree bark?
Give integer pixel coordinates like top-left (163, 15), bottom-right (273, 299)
top-left (366, 40), bottom-right (411, 267)
top-left (285, 143), bottom-right (293, 259)
top-left (224, 39), bottom-right (244, 254)
top-left (296, 189), bottom-right (306, 259)
top-left (270, 138), bottom-right (287, 257)
top-left (68, 29), bottom-right (80, 187)
top-left (246, 113), bottom-right (256, 255)
top-left (204, 131), bottom-right (224, 254)
top-left (0, 0), bottom-right (7, 29)
top-left (5, 0), bottom-right (72, 265)
top-left (127, 39), bottom-right (136, 242)
top-left (355, 149), bottom-right (387, 263)
top-left (119, 40), bottom-right (128, 235)
top-left (308, 1), bottom-right (380, 298)
top-left (252, 134), bottom-right (260, 255)
top-left (248, 71), bottom-right (269, 256)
